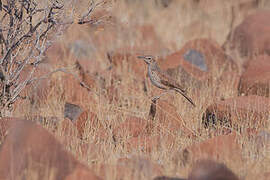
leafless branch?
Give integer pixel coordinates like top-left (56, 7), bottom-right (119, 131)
top-left (0, 0), bottom-right (104, 116)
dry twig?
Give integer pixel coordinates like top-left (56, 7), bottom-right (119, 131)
top-left (0, 0), bottom-right (104, 116)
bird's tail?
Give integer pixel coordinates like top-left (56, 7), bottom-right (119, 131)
top-left (173, 88), bottom-right (196, 107)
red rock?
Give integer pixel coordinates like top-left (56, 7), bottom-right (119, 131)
top-left (188, 159), bottom-right (239, 180)
top-left (154, 100), bottom-right (194, 136)
top-left (238, 0), bottom-right (262, 12)
top-left (203, 95), bottom-right (270, 129)
top-left (75, 59), bottom-right (98, 89)
top-left (111, 109), bottom-right (182, 152)
top-left (0, 117), bottom-right (21, 140)
top-left (63, 74), bottom-right (97, 109)
top-left (229, 10), bottom-right (270, 58)
top-left (126, 135), bottom-right (161, 152)
top-left (75, 110), bottom-right (103, 139)
top-left (61, 118), bottom-right (79, 137)
top-left (160, 39), bottom-right (237, 75)
top-left (82, 73), bottom-right (97, 89)
top-left (63, 103), bottom-right (104, 139)
top-left (106, 84), bottom-right (120, 103)
top-left (77, 142), bottom-right (103, 161)
top-left (182, 133), bottom-right (242, 163)
top-left (64, 165), bottom-right (102, 180)
top-left (263, 172), bottom-right (270, 180)
top-left (158, 39), bottom-right (238, 90)
top-left (0, 119), bottom-right (100, 180)
top-left (94, 156), bottom-right (162, 180)
top-left (126, 133), bottom-right (175, 153)
top-left (239, 55), bottom-right (270, 97)
top-left (113, 116), bottom-right (148, 139)
top-left (117, 156), bottom-right (162, 178)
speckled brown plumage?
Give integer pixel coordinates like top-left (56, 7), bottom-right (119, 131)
top-left (138, 55), bottom-right (195, 107)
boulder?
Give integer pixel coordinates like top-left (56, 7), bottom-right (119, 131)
top-left (154, 100), bottom-right (195, 136)
top-left (182, 133), bottom-right (242, 164)
top-left (0, 119), bottom-right (101, 180)
top-left (94, 156), bottom-right (162, 180)
top-left (188, 159), bottom-right (239, 180)
top-left (203, 95), bottom-right (270, 130)
top-left (158, 39), bottom-right (238, 91)
top-left (63, 74), bottom-right (97, 109)
top-left (238, 55), bottom-right (270, 97)
top-left (113, 116), bottom-right (148, 139)
top-left (64, 102), bottom-right (83, 122)
top-left (75, 110), bottom-right (103, 139)
top-left (228, 10), bottom-right (270, 60)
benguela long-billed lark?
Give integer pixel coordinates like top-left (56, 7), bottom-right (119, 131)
top-left (138, 55), bottom-right (195, 107)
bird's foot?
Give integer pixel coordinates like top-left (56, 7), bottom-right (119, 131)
top-left (151, 96), bottom-right (159, 103)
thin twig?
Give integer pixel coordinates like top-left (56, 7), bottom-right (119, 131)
top-left (0, 0), bottom-right (104, 116)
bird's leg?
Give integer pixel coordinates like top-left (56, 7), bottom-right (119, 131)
top-left (152, 90), bottom-right (170, 102)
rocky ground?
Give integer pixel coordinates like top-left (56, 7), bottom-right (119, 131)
top-left (1, 0), bottom-right (270, 179)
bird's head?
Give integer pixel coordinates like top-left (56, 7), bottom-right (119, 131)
top-left (137, 55), bottom-right (156, 65)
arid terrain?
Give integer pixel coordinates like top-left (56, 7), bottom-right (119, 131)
top-left (1, 0), bottom-right (270, 179)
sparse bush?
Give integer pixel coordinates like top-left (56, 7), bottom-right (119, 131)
top-left (0, 0), bottom-right (104, 117)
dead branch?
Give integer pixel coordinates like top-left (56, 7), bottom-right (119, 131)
top-left (0, 0), bottom-right (105, 117)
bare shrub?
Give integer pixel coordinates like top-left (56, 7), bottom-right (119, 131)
top-left (0, 0), bottom-right (104, 116)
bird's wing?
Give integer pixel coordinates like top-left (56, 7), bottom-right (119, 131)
top-left (158, 69), bottom-right (186, 93)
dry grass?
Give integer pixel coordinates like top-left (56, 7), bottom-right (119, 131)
top-left (10, 0), bottom-right (270, 179)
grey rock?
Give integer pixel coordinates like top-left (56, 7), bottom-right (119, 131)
top-left (64, 102), bottom-right (83, 122)
top-left (183, 49), bottom-right (208, 72)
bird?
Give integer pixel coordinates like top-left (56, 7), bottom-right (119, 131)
top-left (137, 55), bottom-right (196, 107)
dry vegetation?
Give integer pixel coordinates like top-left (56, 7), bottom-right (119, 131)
top-left (2, 0), bottom-right (270, 179)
